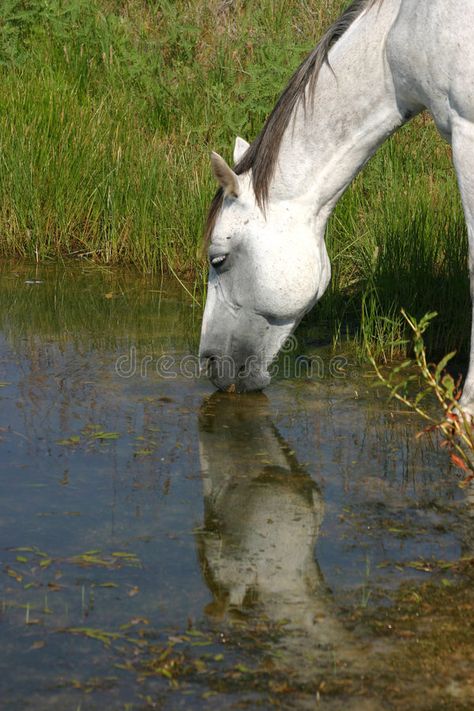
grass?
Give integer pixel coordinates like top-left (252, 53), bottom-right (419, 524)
top-left (0, 0), bottom-right (469, 359)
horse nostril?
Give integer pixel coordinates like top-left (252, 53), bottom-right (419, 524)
top-left (200, 350), bottom-right (217, 364)
top-left (200, 350), bottom-right (220, 375)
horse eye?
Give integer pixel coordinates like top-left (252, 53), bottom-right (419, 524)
top-left (210, 254), bottom-right (227, 268)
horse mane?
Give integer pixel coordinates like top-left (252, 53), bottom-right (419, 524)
top-left (204, 0), bottom-right (380, 243)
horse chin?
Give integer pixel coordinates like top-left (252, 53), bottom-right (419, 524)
top-left (235, 368), bottom-right (272, 393)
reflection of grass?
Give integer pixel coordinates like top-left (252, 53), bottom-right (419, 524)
top-left (359, 555), bottom-right (372, 608)
top-left (0, 262), bottom-right (201, 352)
top-left (0, 1), bottom-right (468, 359)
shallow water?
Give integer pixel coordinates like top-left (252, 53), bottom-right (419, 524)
top-left (0, 263), bottom-right (473, 710)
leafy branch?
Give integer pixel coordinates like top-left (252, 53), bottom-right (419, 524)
top-left (369, 310), bottom-right (474, 486)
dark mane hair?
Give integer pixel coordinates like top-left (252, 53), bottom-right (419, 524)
top-left (204, 0), bottom-right (379, 243)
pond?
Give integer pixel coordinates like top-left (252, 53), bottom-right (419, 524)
top-left (1, 262), bottom-right (473, 710)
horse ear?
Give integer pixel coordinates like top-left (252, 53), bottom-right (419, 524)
top-left (210, 152), bottom-right (240, 198)
top-left (233, 136), bottom-right (250, 164)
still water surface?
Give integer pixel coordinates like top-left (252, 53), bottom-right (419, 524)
top-left (0, 263), bottom-right (473, 710)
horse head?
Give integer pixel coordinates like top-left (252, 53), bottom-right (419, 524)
top-left (199, 137), bottom-right (331, 392)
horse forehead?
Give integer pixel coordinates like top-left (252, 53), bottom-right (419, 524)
top-left (212, 204), bottom-right (256, 244)
top-left (216, 196), bottom-right (295, 235)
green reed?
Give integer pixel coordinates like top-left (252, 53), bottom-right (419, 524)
top-left (0, 0), bottom-right (468, 359)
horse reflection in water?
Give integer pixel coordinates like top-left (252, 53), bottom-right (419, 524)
top-left (196, 393), bottom-right (376, 703)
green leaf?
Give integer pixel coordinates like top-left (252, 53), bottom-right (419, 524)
top-left (435, 351), bottom-right (457, 380)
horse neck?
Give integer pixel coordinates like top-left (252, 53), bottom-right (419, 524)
top-left (271, 0), bottom-right (403, 225)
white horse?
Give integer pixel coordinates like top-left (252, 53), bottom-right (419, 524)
top-left (199, 0), bottom-right (474, 407)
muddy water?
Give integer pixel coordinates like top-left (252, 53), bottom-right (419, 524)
top-left (0, 263), bottom-right (473, 710)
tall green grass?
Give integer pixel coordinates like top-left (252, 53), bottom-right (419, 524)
top-left (0, 0), bottom-right (469, 358)
top-left (321, 115), bottom-right (468, 359)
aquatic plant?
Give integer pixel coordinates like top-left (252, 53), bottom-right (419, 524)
top-left (370, 311), bottom-right (474, 485)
